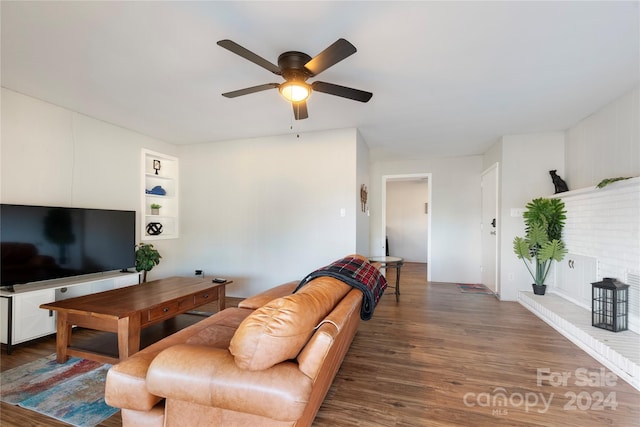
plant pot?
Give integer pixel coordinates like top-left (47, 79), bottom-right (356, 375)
top-left (532, 284), bottom-right (547, 295)
top-left (151, 208), bottom-right (159, 215)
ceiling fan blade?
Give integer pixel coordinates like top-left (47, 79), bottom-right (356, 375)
top-left (293, 101), bottom-right (308, 120)
top-left (311, 81), bottom-right (373, 103)
top-left (222, 83), bottom-right (279, 98)
top-left (217, 40), bottom-right (281, 75)
top-left (304, 39), bottom-right (357, 76)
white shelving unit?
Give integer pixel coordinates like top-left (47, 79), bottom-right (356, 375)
top-left (142, 149), bottom-right (179, 240)
top-left (0, 272), bottom-right (140, 352)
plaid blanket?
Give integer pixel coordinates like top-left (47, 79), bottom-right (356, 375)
top-left (295, 256), bottom-right (387, 320)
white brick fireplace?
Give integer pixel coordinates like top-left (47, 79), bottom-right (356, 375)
top-left (519, 177), bottom-right (640, 390)
top-left (554, 177), bottom-right (640, 332)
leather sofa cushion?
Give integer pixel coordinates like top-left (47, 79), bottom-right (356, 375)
top-left (297, 289), bottom-right (362, 379)
top-left (121, 403), bottom-right (165, 427)
top-left (147, 345), bottom-right (312, 422)
top-left (229, 276), bottom-right (351, 371)
top-left (106, 307), bottom-right (253, 411)
top-left (237, 281), bottom-right (298, 309)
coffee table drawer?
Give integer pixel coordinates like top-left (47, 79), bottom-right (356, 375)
top-left (194, 289), bottom-right (218, 305)
top-left (147, 297), bottom-right (193, 322)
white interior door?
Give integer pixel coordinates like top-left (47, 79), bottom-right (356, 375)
top-left (481, 164), bottom-right (499, 294)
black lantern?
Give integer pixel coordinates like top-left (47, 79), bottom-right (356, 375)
top-left (592, 278), bottom-right (629, 332)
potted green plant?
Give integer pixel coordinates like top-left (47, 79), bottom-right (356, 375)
top-left (513, 197), bottom-right (568, 295)
top-left (150, 203), bottom-right (161, 215)
top-left (135, 243), bottom-right (161, 282)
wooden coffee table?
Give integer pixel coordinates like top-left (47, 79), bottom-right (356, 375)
top-left (40, 276), bottom-right (228, 364)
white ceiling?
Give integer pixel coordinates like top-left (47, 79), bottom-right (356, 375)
top-left (2, 1), bottom-right (638, 161)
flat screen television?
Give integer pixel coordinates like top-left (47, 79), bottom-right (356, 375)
top-left (1, 204), bottom-right (136, 289)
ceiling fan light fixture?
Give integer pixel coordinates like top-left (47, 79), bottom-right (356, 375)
top-left (279, 81), bottom-right (310, 102)
top-left (218, 39), bottom-right (372, 118)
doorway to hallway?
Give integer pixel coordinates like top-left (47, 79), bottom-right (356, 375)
top-left (382, 173), bottom-right (432, 281)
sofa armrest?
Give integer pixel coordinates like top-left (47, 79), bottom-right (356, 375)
top-left (237, 281), bottom-right (298, 309)
top-left (146, 344), bottom-right (312, 422)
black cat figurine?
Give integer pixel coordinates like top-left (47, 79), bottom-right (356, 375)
top-left (549, 170), bottom-right (569, 193)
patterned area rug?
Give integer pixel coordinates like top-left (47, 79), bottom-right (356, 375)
top-left (0, 354), bottom-right (117, 427)
top-left (457, 283), bottom-right (494, 294)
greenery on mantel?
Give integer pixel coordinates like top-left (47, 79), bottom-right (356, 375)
top-left (596, 176), bottom-right (634, 189)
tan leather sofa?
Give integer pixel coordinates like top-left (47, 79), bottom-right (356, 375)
top-left (105, 256), bottom-right (369, 426)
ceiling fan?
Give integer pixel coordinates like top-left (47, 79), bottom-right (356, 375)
top-left (217, 38), bottom-right (373, 120)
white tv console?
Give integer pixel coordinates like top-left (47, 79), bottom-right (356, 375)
top-left (0, 271), bottom-right (140, 354)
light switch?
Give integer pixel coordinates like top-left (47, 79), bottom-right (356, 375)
top-left (511, 208), bottom-right (526, 217)
top-left (340, 208), bottom-right (346, 217)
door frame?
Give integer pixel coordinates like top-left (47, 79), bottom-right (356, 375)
top-left (381, 173), bottom-right (432, 281)
top-left (481, 162), bottom-right (500, 296)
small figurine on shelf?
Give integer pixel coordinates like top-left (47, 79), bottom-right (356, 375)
top-left (153, 160), bottom-right (161, 175)
top-left (549, 170), bottom-right (569, 194)
top-left (145, 185), bottom-right (166, 195)
top-left (146, 222), bottom-right (163, 236)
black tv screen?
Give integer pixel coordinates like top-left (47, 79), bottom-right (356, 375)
top-left (1, 204), bottom-right (135, 287)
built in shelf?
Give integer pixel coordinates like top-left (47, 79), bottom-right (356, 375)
top-left (141, 149), bottom-right (179, 240)
top-left (519, 291), bottom-right (639, 391)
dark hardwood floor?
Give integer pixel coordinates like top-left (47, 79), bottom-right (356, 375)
top-left (2, 263), bottom-right (639, 426)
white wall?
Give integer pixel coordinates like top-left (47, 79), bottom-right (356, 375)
top-left (355, 130), bottom-right (370, 255)
top-left (1, 90), bottom-right (368, 294)
top-left (554, 86), bottom-right (640, 332)
top-left (482, 138), bottom-right (502, 171)
top-left (7, 85), bottom-right (635, 299)
top-left (386, 180), bottom-right (428, 262)
top-left (177, 128), bottom-right (361, 297)
top-left (566, 86), bottom-right (639, 189)
top-left (483, 87), bottom-right (639, 301)
top-left (494, 132), bottom-right (565, 301)
top-left (370, 156), bottom-right (483, 284)
top-left (1, 88), bottom-right (181, 281)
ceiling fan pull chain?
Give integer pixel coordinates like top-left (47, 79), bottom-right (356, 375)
top-left (289, 110), bottom-right (300, 139)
